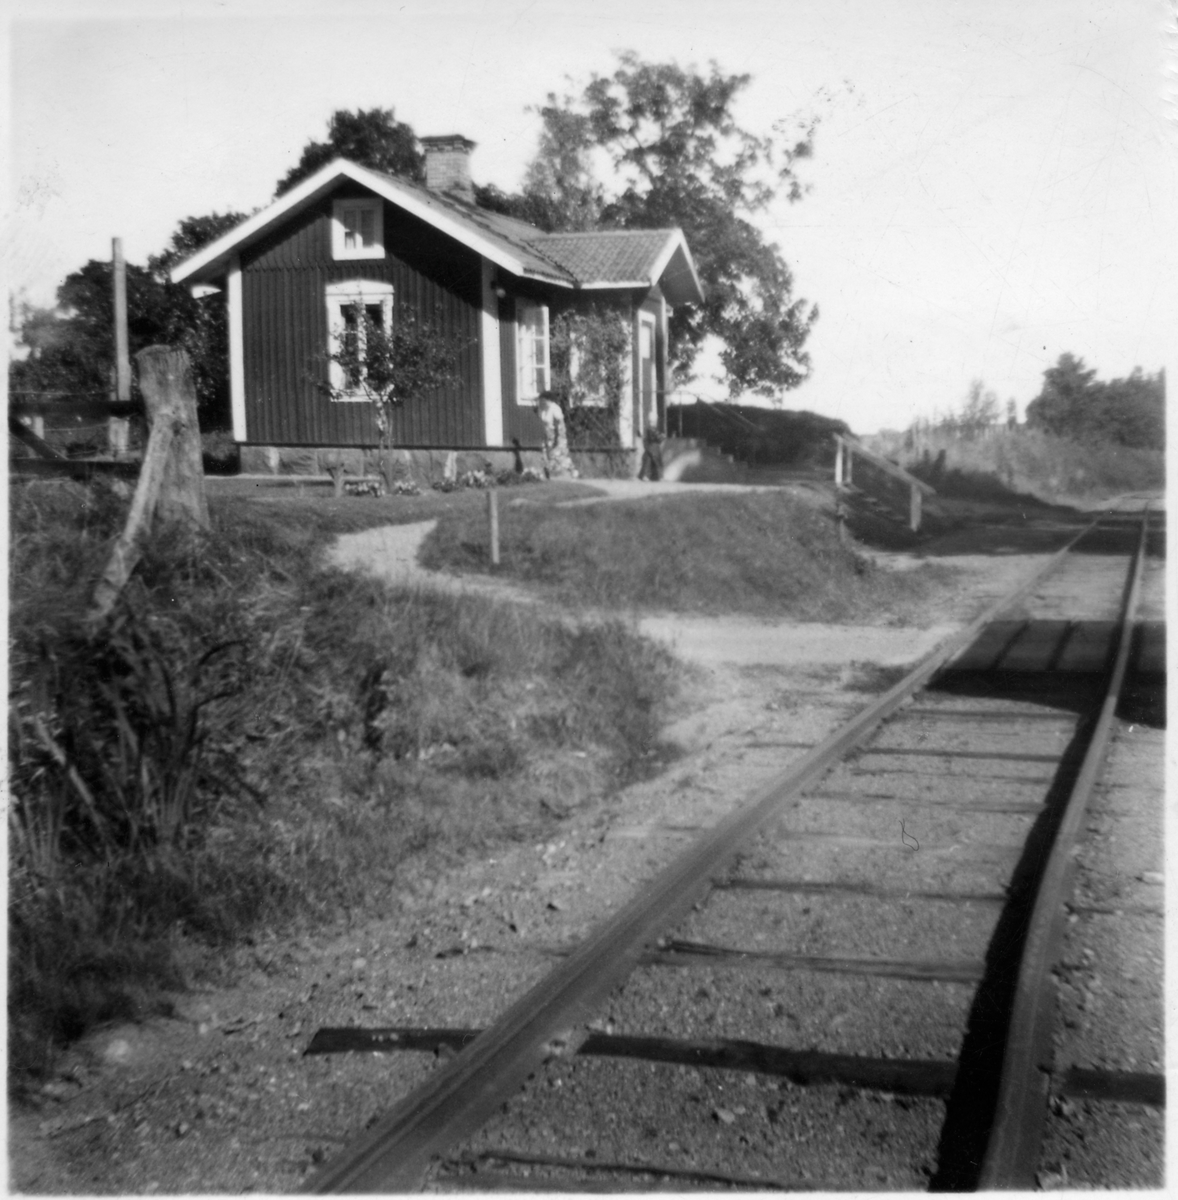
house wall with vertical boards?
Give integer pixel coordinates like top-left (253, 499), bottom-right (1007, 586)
top-left (240, 188), bottom-right (484, 448)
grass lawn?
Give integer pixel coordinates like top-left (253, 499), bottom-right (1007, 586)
top-left (421, 488), bottom-right (955, 621)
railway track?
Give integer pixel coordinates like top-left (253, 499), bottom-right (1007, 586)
top-left (305, 503), bottom-right (1164, 1192)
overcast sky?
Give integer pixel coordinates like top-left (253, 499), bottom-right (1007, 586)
top-left (7, 0), bottom-right (1176, 433)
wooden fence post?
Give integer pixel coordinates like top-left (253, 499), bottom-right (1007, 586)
top-left (109, 238), bottom-right (132, 458)
top-left (86, 346), bottom-right (207, 630)
top-left (487, 487), bottom-right (500, 567)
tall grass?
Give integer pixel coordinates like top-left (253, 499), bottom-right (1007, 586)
top-left (866, 426), bottom-right (1164, 503)
top-left (8, 480), bottom-right (677, 1079)
top-left (420, 491), bottom-right (952, 622)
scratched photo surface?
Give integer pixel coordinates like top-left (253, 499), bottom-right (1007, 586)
top-left (8, 0), bottom-right (1168, 1193)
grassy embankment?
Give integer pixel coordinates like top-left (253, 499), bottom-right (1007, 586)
top-left (866, 426), bottom-right (1164, 506)
top-left (8, 479), bottom-right (951, 1081)
top-left (421, 488), bottom-right (953, 620)
top-left (7, 479), bottom-right (665, 1080)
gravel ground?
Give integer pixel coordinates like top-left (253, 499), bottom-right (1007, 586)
top-left (9, 503), bottom-right (1161, 1194)
top-left (1034, 551), bottom-right (1167, 1190)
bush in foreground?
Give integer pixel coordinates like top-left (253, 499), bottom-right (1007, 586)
top-left (8, 481), bottom-right (677, 1079)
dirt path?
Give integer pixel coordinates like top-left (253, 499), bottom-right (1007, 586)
top-left (9, 504), bottom-right (1053, 1193)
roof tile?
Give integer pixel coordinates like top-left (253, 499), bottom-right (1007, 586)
top-left (533, 230), bottom-right (679, 284)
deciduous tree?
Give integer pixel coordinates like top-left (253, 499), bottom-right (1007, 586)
top-left (502, 53), bottom-right (823, 397)
top-left (1025, 353), bottom-right (1164, 448)
top-left (10, 212), bottom-right (247, 428)
top-left (275, 108), bottom-right (423, 197)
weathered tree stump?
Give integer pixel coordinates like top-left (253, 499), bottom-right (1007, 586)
top-left (86, 346), bottom-right (208, 630)
top-left (138, 345), bottom-right (209, 532)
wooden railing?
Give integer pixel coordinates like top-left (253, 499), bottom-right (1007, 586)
top-left (833, 433), bottom-right (935, 532)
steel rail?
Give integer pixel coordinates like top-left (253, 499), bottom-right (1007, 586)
top-left (305, 519), bottom-right (1098, 1194)
top-left (977, 506), bottom-right (1152, 1188)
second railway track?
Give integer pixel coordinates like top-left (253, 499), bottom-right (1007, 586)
top-left (306, 503), bottom-right (1164, 1192)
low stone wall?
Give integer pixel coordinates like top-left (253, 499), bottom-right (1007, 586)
top-left (238, 444), bottom-right (636, 483)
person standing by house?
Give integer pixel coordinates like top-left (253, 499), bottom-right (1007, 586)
top-left (638, 410), bottom-right (666, 481)
top-left (536, 391), bottom-right (578, 479)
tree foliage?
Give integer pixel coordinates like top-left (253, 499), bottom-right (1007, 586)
top-left (1025, 353), bottom-right (1164, 448)
top-left (917, 379), bottom-right (1001, 440)
top-left (549, 304), bottom-right (631, 448)
top-left (147, 212), bottom-right (249, 276)
top-left (499, 53), bottom-right (821, 397)
top-left (10, 212), bottom-right (247, 427)
top-left (275, 108), bottom-right (424, 197)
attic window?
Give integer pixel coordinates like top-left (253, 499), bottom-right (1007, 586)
top-left (332, 199), bottom-right (384, 260)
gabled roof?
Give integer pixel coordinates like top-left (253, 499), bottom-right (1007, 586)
top-left (171, 158), bottom-right (704, 305)
top-left (538, 229), bottom-right (703, 306)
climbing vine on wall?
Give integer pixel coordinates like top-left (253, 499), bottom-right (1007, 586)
top-left (550, 304), bottom-right (630, 447)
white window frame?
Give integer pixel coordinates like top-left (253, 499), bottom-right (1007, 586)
top-left (325, 280), bottom-right (394, 400)
top-left (331, 198), bottom-right (385, 260)
top-left (515, 299), bottom-right (550, 404)
top-left (638, 311), bottom-right (657, 423)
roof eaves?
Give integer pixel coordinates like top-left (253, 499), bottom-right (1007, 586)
top-left (648, 231), bottom-right (704, 305)
top-left (170, 164), bottom-right (350, 283)
top-left (571, 279), bottom-right (652, 290)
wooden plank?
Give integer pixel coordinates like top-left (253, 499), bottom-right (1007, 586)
top-left (305, 1025), bottom-right (960, 1096)
top-left (446, 1149), bottom-right (803, 1192)
top-left (9, 414), bottom-right (67, 460)
top-left (998, 619), bottom-right (1073, 672)
top-left (714, 878), bottom-right (1007, 903)
top-left (942, 619), bottom-right (1027, 672)
top-left (833, 433), bottom-right (936, 495)
top-left (1058, 1067), bottom-right (1165, 1108)
top-left (641, 940), bottom-right (985, 983)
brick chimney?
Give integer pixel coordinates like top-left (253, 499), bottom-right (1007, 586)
top-left (421, 135), bottom-right (476, 200)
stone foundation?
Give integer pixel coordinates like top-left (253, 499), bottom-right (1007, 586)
top-left (571, 448), bottom-right (638, 479)
top-left (237, 444), bottom-right (637, 483)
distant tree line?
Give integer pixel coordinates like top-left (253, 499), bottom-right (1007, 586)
top-left (909, 380), bottom-right (1015, 441)
top-left (907, 354), bottom-right (1163, 451)
top-left (1024, 353), bottom-right (1164, 449)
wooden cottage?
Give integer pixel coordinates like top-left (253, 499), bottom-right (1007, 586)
top-left (171, 136), bottom-right (703, 476)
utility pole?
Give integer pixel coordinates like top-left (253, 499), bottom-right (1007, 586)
top-left (110, 237), bottom-right (131, 457)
